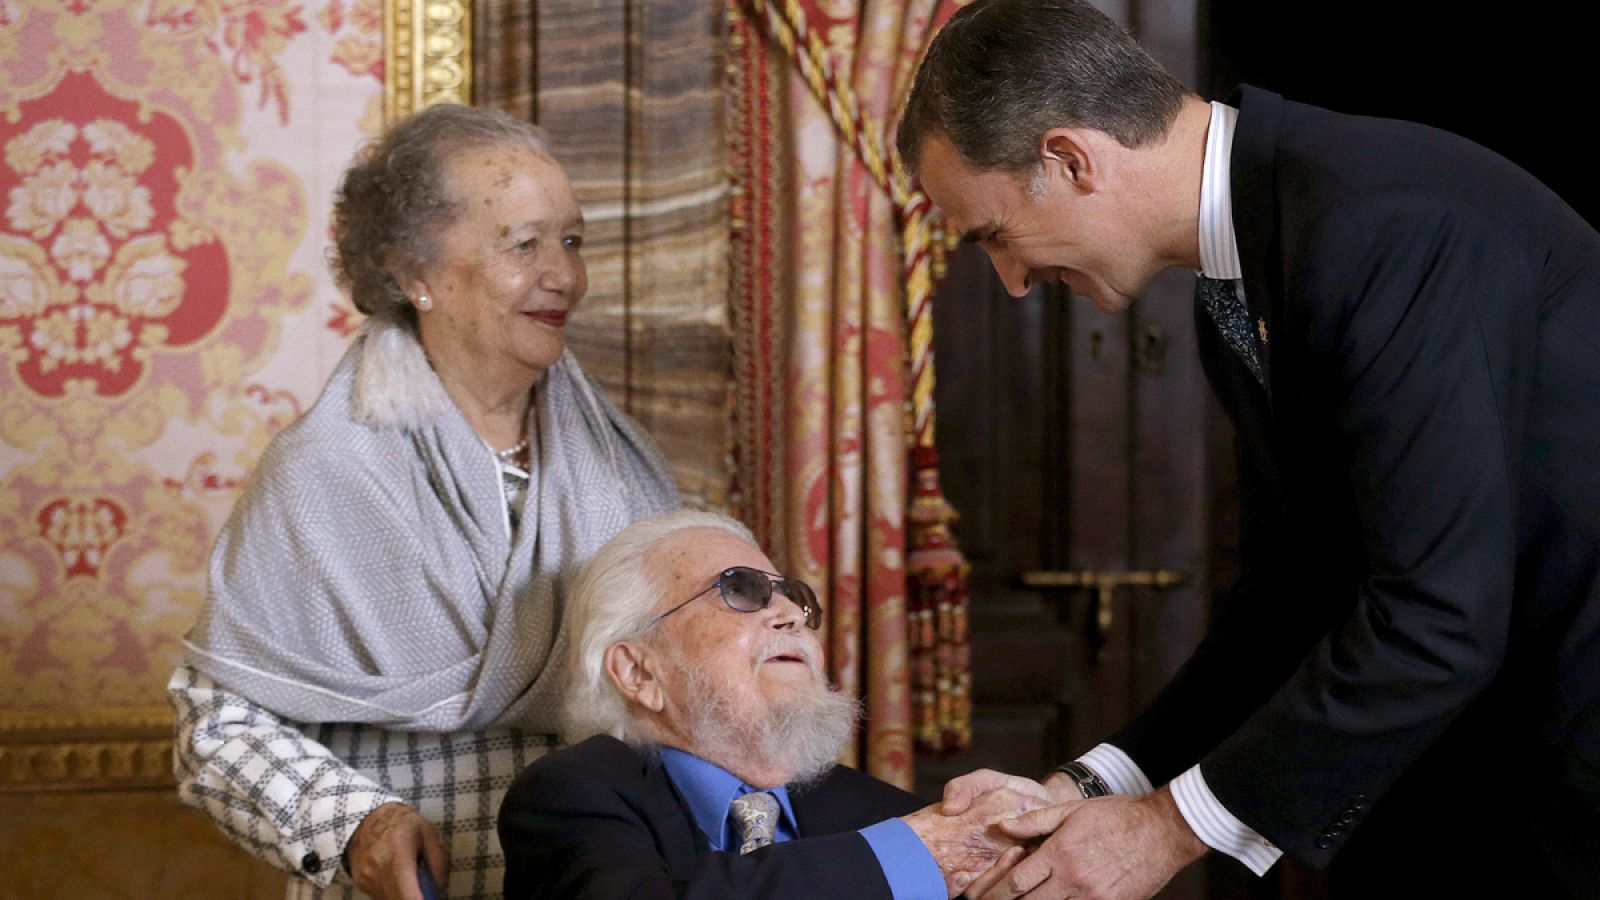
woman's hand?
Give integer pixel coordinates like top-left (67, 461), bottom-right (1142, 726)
top-left (345, 802), bottom-right (447, 900)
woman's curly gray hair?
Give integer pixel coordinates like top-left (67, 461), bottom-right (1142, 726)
top-left (330, 104), bottom-right (552, 324)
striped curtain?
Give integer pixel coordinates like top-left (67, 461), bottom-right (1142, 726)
top-left (727, 0), bottom-right (968, 789)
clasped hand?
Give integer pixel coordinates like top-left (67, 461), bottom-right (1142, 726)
top-left (934, 769), bottom-right (1209, 900)
top-left (903, 781), bottom-right (1054, 899)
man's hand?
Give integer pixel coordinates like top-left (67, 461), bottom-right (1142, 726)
top-left (940, 768), bottom-right (1074, 816)
top-left (977, 785), bottom-right (1208, 900)
top-left (344, 801), bottom-right (447, 900)
top-left (905, 788), bottom-right (1049, 899)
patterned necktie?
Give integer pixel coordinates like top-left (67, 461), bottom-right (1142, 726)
top-left (1196, 275), bottom-right (1264, 385)
top-left (729, 790), bottom-right (780, 854)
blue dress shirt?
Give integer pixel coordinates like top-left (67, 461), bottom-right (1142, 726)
top-left (659, 747), bottom-right (944, 899)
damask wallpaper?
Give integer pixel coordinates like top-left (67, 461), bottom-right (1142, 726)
top-left (0, 0), bottom-right (380, 717)
top-left (1, 1), bottom-right (383, 891)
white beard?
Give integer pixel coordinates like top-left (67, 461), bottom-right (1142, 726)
top-left (678, 645), bottom-right (859, 788)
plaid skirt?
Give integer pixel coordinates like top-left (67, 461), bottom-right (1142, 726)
top-left (286, 724), bottom-right (555, 900)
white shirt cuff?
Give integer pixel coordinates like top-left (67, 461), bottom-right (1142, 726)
top-left (1170, 765), bottom-right (1282, 876)
top-left (1076, 744), bottom-right (1154, 796)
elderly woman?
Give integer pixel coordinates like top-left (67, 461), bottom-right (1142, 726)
top-left (168, 105), bottom-right (678, 899)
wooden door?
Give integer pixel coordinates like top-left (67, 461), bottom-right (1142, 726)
top-left (914, 244), bottom-right (1217, 900)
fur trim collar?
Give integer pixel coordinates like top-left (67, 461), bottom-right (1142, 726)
top-left (350, 316), bottom-right (455, 430)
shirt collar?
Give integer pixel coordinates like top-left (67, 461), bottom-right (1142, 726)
top-left (1198, 101), bottom-right (1243, 281)
top-left (659, 746), bottom-right (798, 851)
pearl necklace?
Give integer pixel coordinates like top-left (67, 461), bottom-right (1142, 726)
top-left (494, 439), bottom-right (529, 466)
top-left (495, 393), bottom-right (535, 468)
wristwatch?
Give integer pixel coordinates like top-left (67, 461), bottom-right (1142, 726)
top-left (1052, 760), bottom-right (1110, 799)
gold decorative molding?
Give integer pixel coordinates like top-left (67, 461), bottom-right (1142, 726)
top-left (385, 0), bottom-right (474, 121)
top-left (0, 707), bottom-right (174, 792)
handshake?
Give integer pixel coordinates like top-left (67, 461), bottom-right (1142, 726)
top-left (900, 768), bottom-right (1206, 900)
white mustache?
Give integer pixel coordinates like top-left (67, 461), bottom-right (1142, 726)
top-left (756, 635), bottom-right (819, 673)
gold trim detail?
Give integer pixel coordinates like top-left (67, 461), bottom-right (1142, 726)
top-left (0, 707), bottom-right (175, 792)
top-left (385, 0), bottom-right (474, 122)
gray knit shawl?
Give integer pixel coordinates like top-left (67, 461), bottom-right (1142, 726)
top-left (182, 317), bottom-right (679, 733)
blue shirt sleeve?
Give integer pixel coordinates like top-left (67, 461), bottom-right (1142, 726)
top-left (858, 818), bottom-right (945, 900)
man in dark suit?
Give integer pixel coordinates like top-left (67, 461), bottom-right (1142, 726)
top-left (894, 1), bottom-right (1600, 898)
top-left (498, 510), bottom-right (1039, 899)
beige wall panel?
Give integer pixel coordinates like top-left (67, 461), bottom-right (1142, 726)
top-left (536, 0), bottom-right (630, 412)
top-left (623, 0), bottom-right (731, 509)
top-left (474, 0), bottom-right (536, 121)
top-left (482, 0), bottom-right (730, 508)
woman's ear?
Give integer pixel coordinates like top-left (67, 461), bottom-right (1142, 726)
top-left (390, 254), bottom-right (432, 309)
top-left (604, 640), bottom-right (665, 713)
top-left (398, 273), bottom-right (432, 312)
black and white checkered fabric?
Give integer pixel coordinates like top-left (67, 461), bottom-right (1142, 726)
top-left (170, 665), bottom-right (554, 898)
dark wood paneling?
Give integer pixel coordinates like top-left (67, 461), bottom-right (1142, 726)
top-left (1064, 285), bottom-right (1136, 743)
top-left (1129, 270), bottom-right (1207, 706)
top-left (917, 244), bottom-right (1081, 799)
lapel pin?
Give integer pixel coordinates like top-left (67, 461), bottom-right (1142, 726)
top-left (1257, 319), bottom-right (1269, 345)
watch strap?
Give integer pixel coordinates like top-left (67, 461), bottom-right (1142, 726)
top-left (1052, 760), bottom-right (1110, 799)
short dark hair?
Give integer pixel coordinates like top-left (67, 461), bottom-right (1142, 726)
top-left (330, 104), bottom-right (551, 323)
top-left (897, 0), bottom-right (1187, 176)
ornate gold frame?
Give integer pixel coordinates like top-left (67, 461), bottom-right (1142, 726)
top-left (385, 0), bottom-right (474, 121)
top-left (0, 706), bottom-right (173, 792)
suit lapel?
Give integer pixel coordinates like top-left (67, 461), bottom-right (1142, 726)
top-left (1228, 86), bottom-right (1288, 412)
top-left (645, 756), bottom-right (713, 877)
top-left (788, 766), bottom-right (911, 837)
top-left (789, 774), bottom-right (849, 838)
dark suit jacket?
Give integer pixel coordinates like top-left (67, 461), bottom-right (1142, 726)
top-left (1108, 88), bottom-right (1600, 887)
top-left (498, 735), bottom-right (925, 899)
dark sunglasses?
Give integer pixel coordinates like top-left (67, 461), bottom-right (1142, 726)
top-left (651, 566), bottom-right (823, 630)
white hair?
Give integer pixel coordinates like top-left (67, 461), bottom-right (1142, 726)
top-left (561, 509), bottom-right (757, 743)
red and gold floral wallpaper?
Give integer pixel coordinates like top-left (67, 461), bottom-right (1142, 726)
top-left (0, 0), bottom-right (382, 714)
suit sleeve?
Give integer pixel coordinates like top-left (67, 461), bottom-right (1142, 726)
top-left (498, 754), bottom-right (898, 900)
top-left (1200, 200), bottom-right (1531, 865)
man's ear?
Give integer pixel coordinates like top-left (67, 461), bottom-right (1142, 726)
top-left (1038, 127), bottom-right (1099, 193)
top-left (605, 640), bottom-right (666, 713)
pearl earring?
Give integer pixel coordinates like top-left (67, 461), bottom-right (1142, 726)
top-left (416, 294), bottom-right (432, 312)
